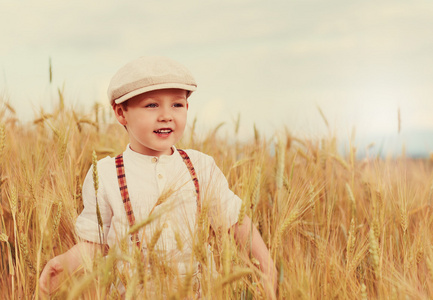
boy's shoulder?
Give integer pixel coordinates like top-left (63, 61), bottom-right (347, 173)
top-left (94, 155), bottom-right (117, 174)
top-left (180, 148), bottom-right (210, 158)
top-left (98, 154), bottom-right (116, 165)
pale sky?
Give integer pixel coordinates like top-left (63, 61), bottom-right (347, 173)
top-left (1, 1), bottom-right (433, 155)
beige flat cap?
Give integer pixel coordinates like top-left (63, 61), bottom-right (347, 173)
top-left (108, 56), bottom-right (197, 105)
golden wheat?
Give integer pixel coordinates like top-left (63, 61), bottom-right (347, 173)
top-left (2, 98), bottom-right (433, 299)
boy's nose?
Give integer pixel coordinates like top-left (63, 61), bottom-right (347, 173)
top-left (158, 107), bottom-right (173, 122)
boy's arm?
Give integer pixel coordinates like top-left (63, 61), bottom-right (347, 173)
top-left (231, 215), bottom-right (277, 298)
top-left (39, 241), bottom-right (104, 297)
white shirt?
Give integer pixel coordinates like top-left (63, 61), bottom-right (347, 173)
top-left (75, 145), bottom-right (242, 272)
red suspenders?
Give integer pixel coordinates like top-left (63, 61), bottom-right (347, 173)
top-left (114, 149), bottom-right (200, 250)
top-left (115, 154), bottom-right (140, 247)
top-left (177, 149), bottom-right (201, 214)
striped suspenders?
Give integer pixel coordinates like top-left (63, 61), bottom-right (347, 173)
top-left (115, 154), bottom-right (140, 247)
top-left (177, 149), bottom-right (201, 213)
top-left (115, 149), bottom-right (200, 249)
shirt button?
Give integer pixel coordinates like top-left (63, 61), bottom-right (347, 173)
top-left (151, 157), bottom-right (158, 163)
top-left (158, 174), bottom-right (163, 179)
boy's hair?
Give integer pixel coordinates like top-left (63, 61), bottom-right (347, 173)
top-left (107, 56), bottom-right (197, 105)
top-left (120, 101), bottom-right (128, 111)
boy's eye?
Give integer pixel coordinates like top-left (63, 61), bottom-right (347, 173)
top-left (145, 103), bottom-right (158, 108)
top-left (173, 103), bottom-right (185, 108)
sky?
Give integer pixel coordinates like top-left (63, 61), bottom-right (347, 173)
top-left (1, 1), bottom-right (433, 156)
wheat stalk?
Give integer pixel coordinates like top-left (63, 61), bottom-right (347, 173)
top-left (179, 269), bottom-right (194, 299)
top-left (52, 201), bottom-right (63, 234)
top-left (275, 133), bottom-right (286, 194)
top-left (0, 232), bottom-right (7, 242)
top-left (216, 267), bottom-right (252, 288)
top-left (222, 236), bottom-right (231, 277)
top-left (0, 123), bottom-right (5, 158)
top-left (58, 136), bottom-right (67, 164)
top-left (128, 208), bottom-right (167, 235)
top-left (329, 153), bottom-right (350, 171)
top-left (346, 217), bottom-right (356, 265)
top-left (19, 233), bottom-right (36, 274)
top-left (194, 204), bottom-right (209, 266)
top-left (346, 183), bottom-right (356, 219)
top-left (368, 228), bottom-right (380, 279)
top-left (237, 198), bottom-right (248, 226)
top-left (426, 255), bottom-right (433, 280)
top-left (399, 203), bottom-right (408, 234)
top-left (174, 231), bottom-right (184, 251)
top-left (360, 282), bottom-right (367, 300)
top-left (251, 165), bottom-right (261, 212)
top-left (149, 188), bottom-right (175, 216)
top-left (148, 226), bottom-right (163, 252)
top-left (274, 208), bottom-right (299, 249)
top-left (4, 101), bottom-right (16, 114)
top-left (91, 150), bottom-right (104, 247)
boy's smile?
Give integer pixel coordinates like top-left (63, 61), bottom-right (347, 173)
top-left (114, 88), bottom-right (188, 157)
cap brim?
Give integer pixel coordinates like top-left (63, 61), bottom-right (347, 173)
top-left (114, 83), bottom-right (197, 104)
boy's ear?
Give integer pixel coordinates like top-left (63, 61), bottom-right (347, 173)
top-left (112, 104), bottom-right (127, 126)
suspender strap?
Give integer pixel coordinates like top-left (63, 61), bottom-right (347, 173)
top-left (176, 149), bottom-right (203, 287)
top-left (177, 149), bottom-right (201, 214)
top-left (114, 149), bottom-right (201, 248)
top-left (115, 154), bottom-right (141, 248)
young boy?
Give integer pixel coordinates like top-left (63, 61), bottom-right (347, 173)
top-left (39, 56), bottom-right (277, 297)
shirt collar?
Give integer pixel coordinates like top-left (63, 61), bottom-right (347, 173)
top-left (123, 144), bottom-right (179, 164)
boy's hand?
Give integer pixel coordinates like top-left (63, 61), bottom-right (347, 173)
top-left (38, 242), bottom-right (100, 298)
top-left (39, 257), bottom-right (65, 296)
top-left (232, 216), bottom-right (277, 299)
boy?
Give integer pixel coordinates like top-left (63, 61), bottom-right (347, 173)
top-left (39, 56), bottom-right (277, 297)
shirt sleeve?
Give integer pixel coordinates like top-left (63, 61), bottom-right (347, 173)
top-left (75, 165), bottom-right (112, 244)
top-left (198, 154), bottom-right (242, 230)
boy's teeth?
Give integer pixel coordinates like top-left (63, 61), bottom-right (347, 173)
top-left (156, 129), bottom-right (171, 133)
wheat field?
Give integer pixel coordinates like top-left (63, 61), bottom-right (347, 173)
top-left (1, 97), bottom-right (433, 299)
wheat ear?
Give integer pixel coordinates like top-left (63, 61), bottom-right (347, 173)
top-left (216, 268), bottom-right (252, 287)
top-left (274, 208), bottom-right (299, 249)
top-left (92, 150), bottom-right (104, 244)
top-left (368, 228), bottom-right (380, 279)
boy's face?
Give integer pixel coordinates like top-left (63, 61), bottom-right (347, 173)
top-left (113, 88), bottom-right (189, 157)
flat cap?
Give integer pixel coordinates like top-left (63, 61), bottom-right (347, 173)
top-left (108, 56), bottom-right (197, 105)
